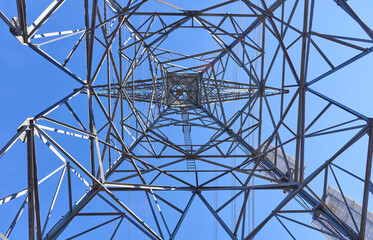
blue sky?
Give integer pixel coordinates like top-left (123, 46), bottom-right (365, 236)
top-left (1, 0), bottom-right (373, 239)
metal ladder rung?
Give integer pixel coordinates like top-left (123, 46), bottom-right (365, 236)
top-left (182, 112), bottom-right (196, 171)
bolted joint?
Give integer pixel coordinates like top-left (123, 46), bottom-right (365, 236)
top-left (9, 17), bottom-right (28, 45)
top-left (368, 118), bottom-right (373, 127)
top-left (311, 203), bottom-right (323, 219)
top-left (18, 118), bottom-right (36, 142)
top-left (193, 189), bottom-right (201, 194)
top-left (186, 10), bottom-right (198, 17)
top-left (251, 148), bottom-right (264, 159)
top-left (366, 119), bottom-right (373, 137)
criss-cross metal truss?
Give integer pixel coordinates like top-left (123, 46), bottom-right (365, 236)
top-left (1, 0), bottom-right (373, 239)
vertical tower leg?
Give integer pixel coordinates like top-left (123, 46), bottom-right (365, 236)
top-left (27, 120), bottom-right (41, 240)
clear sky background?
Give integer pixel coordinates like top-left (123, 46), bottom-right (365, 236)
top-left (1, 0), bottom-right (373, 239)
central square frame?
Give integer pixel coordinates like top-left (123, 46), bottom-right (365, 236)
top-left (166, 73), bottom-right (202, 107)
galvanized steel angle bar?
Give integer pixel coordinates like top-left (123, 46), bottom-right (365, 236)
top-left (37, 125), bottom-right (161, 239)
top-left (328, 165), bottom-right (360, 233)
top-left (276, 214), bottom-right (347, 240)
top-left (244, 126), bottom-right (368, 239)
top-left (203, 0), bottom-right (285, 74)
top-left (197, 191), bottom-right (237, 239)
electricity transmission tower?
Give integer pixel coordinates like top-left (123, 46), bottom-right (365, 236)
top-left (1, 0), bottom-right (373, 239)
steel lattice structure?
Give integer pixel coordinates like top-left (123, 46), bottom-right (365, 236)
top-left (1, 0), bottom-right (373, 239)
